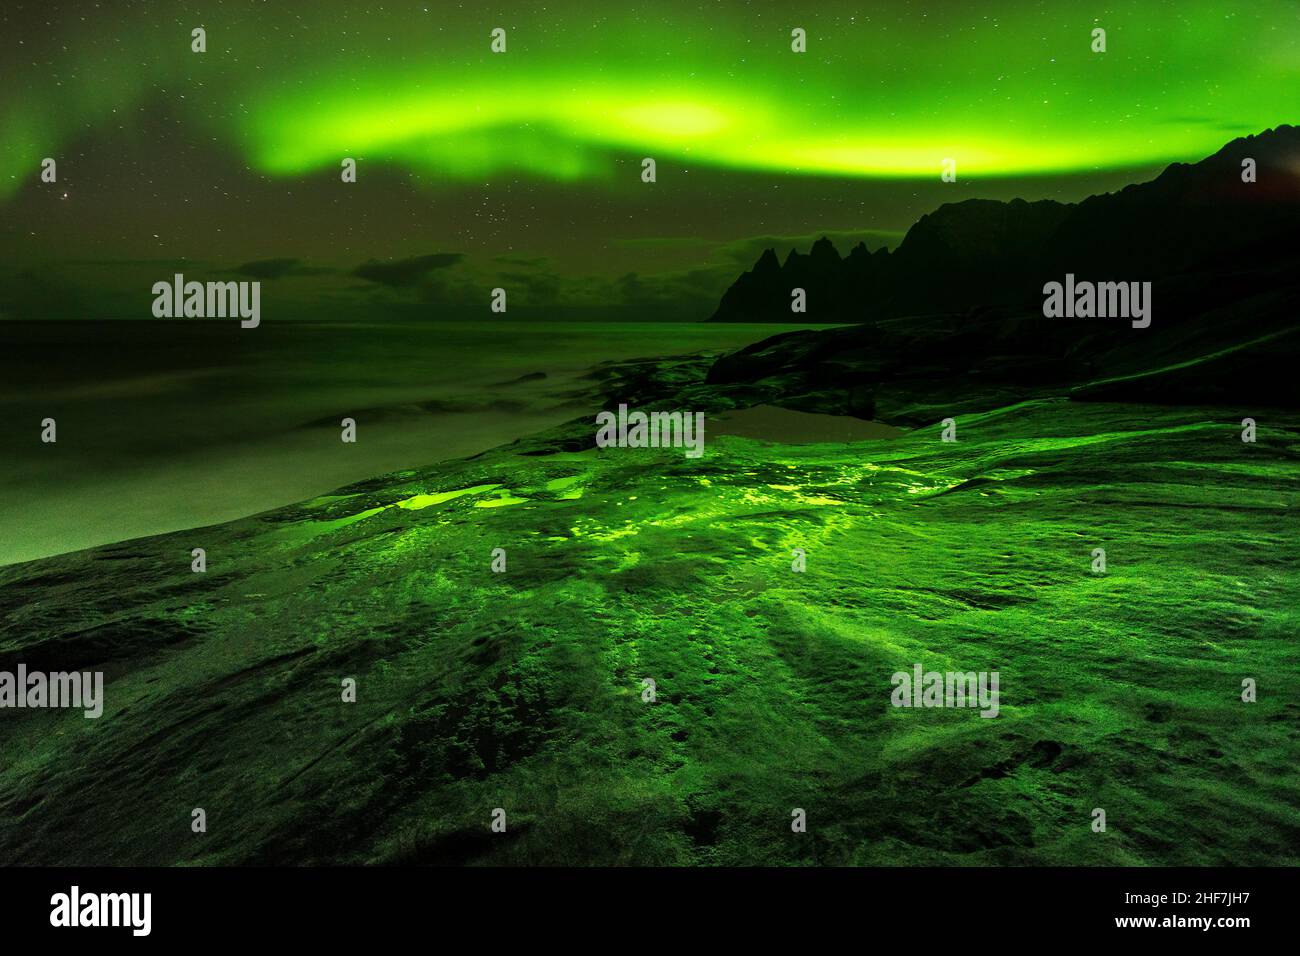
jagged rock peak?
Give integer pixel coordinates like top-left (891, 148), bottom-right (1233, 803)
top-left (810, 235), bottom-right (842, 262)
top-left (753, 248), bottom-right (781, 275)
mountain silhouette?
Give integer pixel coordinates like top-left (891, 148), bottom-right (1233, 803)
top-left (710, 125), bottom-right (1300, 323)
top-left (704, 126), bottom-right (1300, 422)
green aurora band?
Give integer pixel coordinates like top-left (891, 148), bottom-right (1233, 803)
top-left (2, 0), bottom-right (1297, 199)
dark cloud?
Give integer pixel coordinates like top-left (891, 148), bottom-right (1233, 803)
top-left (493, 254), bottom-right (548, 267)
top-left (0, 266), bottom-right (95, 320)
top-left (0, 230), bottom-right (909, 323)
top-left (1157, 116), bottom-right (1259, 132)
top-left (352, 253), bottom-right (464, 288)
top-left (611, 237), bottom-right (717, 251)
top-left (234, 258), bottom-right (335, 280)
top-left (498, 270), bottom-right (562, 306)
top-left (612, 267), bottom-right (731, 317)
top-left (354, 242), bottom-right (757, 319)
top-left (68, 258), bottom-right (203, 269)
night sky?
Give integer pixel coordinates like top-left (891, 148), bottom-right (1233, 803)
top-left (1, 0), bottom-right (1296, 319)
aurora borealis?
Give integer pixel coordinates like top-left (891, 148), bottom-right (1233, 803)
top-left (0, 1), bottom-right (1296, 308)
top-left (4, 0), bottom-right (1298, 191)
top-left (236, 0), bottom-right (1298, 182)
